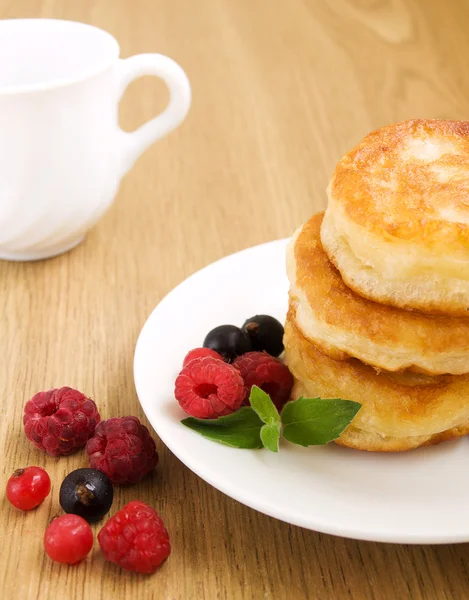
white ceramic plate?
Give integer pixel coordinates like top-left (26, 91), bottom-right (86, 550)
top-left (134, 239), bottom-right (469, 544)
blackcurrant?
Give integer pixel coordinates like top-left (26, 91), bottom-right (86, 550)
top-left (59, 468), bottom-right (113, 523)
top-left (242, 315), bottom-right (284, 357)
top-left (203, 324), bottom-right (252, 361)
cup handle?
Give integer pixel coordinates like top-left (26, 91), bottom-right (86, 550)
top-left (115, 54), bottom-right (191, 175)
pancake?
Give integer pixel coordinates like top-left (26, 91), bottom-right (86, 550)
top-left (288, 212), bottom-right (469, 375)
top-left (283, 309), bottom-right (469, 451)
top-left (321, 119), bottom-right (469, 317)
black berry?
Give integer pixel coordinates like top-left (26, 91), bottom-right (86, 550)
top-left (59, 468), bottom-right (113, 523)
top-left (203, 325), bottom-right (252, 362)
top-left (242, 315), bottom-right (284, 357)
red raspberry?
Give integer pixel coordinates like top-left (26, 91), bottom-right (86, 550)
top-left (233, 352), bottom-right (293, 411)
top-left (44, 514), bottom-right (94, 565)
top-left (98, 500), bottom-right (170, 574)
top-left (175, 357), bottom-right (244, 418)
top-left (183, 347), bottom-right (223, 367)
top-left (23, 387), bottom-right (100, 457)
top-left (86, 416), bottom-right (158, 485)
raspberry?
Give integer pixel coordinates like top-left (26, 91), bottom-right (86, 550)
top-left (23, 387), bottom-right (100, 457)
top-left (175, 357), bottom-right (244, 418)
top-left (98, 500), bottom-right (170, 574)
top-left (233, 352), bottom-right (293, 411)
top-left (183, 347), bottom-right (223, 367)
top-left (86, 416), bottom-right (158, 485)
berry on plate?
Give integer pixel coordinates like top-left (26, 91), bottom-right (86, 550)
top-left (23, 387), bottom-right (100, 456)
top-left (86, 416), bottom-right (158, 485)
top-left (98, 500), bottom-right (170, 574)
top-left (6, 466), bottom-right (51, 511)
top-left (44, 514), bottom-right (94, 565)
top-left (233, 352), bottom-right (293, 411)
top-left (242, 314), bottom-right (284, 357)
top-left (183, 347), bottom-right (223, 367)
top-left (59, 468), bottom-right (114, 523)
top-left (175, 356), bottom-right (245, 418)
top-left (203, 325), bottom-right (251, 362)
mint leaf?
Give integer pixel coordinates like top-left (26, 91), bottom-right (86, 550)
top-left (260, 423), bottom-right (280, 452)
top-left (281, 397), bottom-right (361, 446)
top-left (249, 386), bottom-right (280, 425)
top-left (181, 407), bottom-right (263, 449)
top-left (249, 386), bottom-right (281, 452)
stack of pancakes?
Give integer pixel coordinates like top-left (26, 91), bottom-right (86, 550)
top-left (285, 119), bottom-right (469, 451)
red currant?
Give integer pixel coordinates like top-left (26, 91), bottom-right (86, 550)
top-left (44, 514), bottom-right (93, 565)
top-left (6, 466), bottom-right (51, 511)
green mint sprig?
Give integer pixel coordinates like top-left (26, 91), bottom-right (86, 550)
top-left (181, 407), bottom-right (264, 449)
top-left (249, 386), bottom-right (281, 452)
top-left (181, 386), bottom-right (361, 451)
top-left (281, 397), bottom-right (361, 446)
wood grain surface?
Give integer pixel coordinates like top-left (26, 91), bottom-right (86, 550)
top-left (1, 0), bottom-right (469, 598)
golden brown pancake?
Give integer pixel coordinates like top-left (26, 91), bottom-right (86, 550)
top-left (284, 309), bottom-right (469, 452)
top-left (288, 212), bottom-right (469, 375)
top-left (321, 119), bottom-right (469, 316)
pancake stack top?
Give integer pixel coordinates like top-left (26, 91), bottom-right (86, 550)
top-left (285, 119), bottom-right (469, 452)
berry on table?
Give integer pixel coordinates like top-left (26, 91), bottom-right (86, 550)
top-left (175, 356), bottom-right (244, 418)
top-left (98, 500), bottom-right (170, 574)
top-left (6, 466), bottom-right (51, 511)
top-left (183, 347), bottom-right (223, 367)
top-left (59, 468), bottom-right (114, 523)
top-left (233, 352), bottom-right (293, 411)
top-left (86, 416), bottom-right (158, 485)
top-left (242, 314), bottom-right (284, 357)
top-left (23, 387), bottom-right (100, 457)
top-left (44, 514), bottom-right (93, 565)
top-left (203, 325), bottom-right (252, 362)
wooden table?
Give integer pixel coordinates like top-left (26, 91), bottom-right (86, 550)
top-left (2, 0), bottom-right (469, 598)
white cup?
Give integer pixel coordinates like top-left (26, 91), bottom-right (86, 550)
top-left (0, 19), bottom-right (191, 261)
